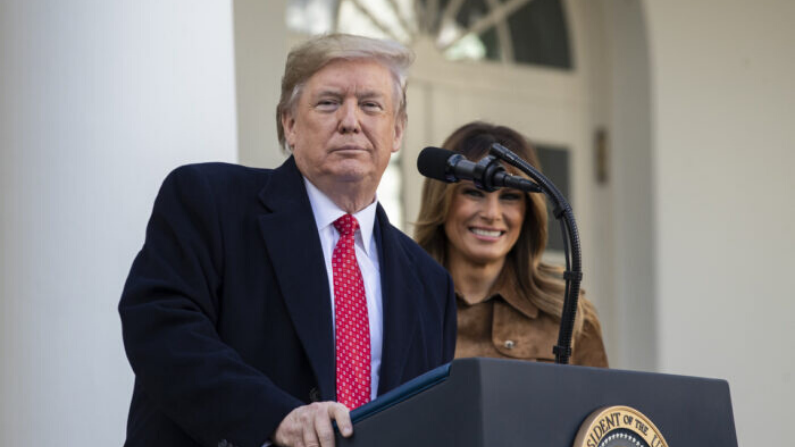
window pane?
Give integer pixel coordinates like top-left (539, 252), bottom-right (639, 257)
top-left (286, 0), bottom-right (336, 35)
top-left (338, 0), bottom-right (412, 43)
top-left (507, 0), bottom-right (572, 69)
top-left (338, 1), bottom-right (392, 40)
top-left (305, 0), bottom-right (575, 70)
top-left (481, 25), bottom-right (501, 62)
top-left (453, 0), bottom-right (490, 29)
top-left (536, 144), bottom-right (570, 252)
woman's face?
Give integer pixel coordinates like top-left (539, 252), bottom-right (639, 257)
top-left (444, 182), bottom-right (526, 266)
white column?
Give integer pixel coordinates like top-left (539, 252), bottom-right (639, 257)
top-left (602, 0), bottom-right (657, 372)
top-left (0, 1), bottom-right (238, 444)
top-left (233, 0), bottom-right (289, 169)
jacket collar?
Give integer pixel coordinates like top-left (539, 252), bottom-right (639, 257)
top-left (456, 266), bottom-right (540, 319)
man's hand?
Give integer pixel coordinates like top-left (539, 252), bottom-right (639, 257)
top-left (272, 402), bottom-right (353, 447)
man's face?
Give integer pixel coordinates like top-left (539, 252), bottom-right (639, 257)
top-left (282, 59), bottom-right (404, 194)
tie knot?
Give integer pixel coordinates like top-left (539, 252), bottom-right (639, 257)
top-left (333, 214), bottom-right (359, 237)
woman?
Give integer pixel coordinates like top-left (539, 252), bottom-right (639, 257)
top-left (414, 122), bottom-right (608, 367)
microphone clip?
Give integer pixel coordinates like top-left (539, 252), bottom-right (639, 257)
top-left (473, 155), bottom-right (506, 192)
top-left (443, 154), bottom-right (505, 192)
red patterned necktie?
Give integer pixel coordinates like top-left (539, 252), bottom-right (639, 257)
top-left (332, 214), bottom-right (371, 410)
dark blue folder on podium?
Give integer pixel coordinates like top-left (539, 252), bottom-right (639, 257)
top-left (336, 357), bottom-right (738, 446)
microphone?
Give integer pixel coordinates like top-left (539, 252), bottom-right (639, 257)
top-left (417, 147), bottom-right (542, 193)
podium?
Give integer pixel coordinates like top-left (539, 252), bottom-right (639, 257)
top-left (337, 358), bottom-right (738, 446)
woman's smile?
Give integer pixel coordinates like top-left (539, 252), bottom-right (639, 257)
top-left (469, 227), bottom-right (505, 239)
top-left (444, 183), bottom-right (526, 266)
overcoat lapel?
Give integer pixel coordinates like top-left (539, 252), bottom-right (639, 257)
top-left (375, 206), bottom-right (421, 394)
top-left (256, 158), bottom-right (422, 399)
top-left (256, 157), bottom-right (336, 401)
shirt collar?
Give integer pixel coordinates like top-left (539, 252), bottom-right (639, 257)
top-left (303, 177), bottom-right (377, 256)
top-left (455, 266), bottom-right (540, 319)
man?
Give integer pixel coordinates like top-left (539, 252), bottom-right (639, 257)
top-left (119, 34), bottom-right (456, 447)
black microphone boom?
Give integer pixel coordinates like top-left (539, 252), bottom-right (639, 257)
top-left (417, 147), bottom-right (542, 193)
top-left (488, 142), bottom-right (582, 365)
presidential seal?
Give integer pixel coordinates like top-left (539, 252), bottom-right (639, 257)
top-left (573, 406), bottom-right (668, 447)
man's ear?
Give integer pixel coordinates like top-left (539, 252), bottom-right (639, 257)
top-left (392, 118), bottom-right (405, 153)
top-left (282, 112), bottom-right (297, 148)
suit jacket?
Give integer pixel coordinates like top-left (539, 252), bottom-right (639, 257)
top-left (119, 157), bottom-right (457, 447)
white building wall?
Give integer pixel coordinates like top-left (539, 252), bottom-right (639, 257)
top-left (643, 1), bottom-right (795, 445)
top-left (0, 1), bottom-right (238, 444)
top-left (233, 0), bottom-right (288, 169)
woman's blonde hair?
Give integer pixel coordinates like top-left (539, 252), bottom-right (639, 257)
top-left (414, 121), bottom-right (602, 340)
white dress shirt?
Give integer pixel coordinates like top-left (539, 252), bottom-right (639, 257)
top-left (303, 177), bottom-right (383, 402)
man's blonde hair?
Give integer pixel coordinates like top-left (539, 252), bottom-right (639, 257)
top-left (276, 33), bottom-right (414, 151)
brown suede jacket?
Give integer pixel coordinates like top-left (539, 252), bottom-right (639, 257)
top-left (454, 273), bottom-right (609, 367)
